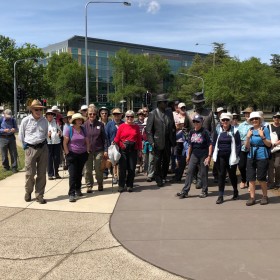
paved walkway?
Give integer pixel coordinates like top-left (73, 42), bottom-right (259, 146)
top-left (111, 175), bottom-right (280, 280)
top-left (0, 169), bottom-right (183, 280)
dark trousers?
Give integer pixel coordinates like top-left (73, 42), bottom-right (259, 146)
top-left (182, 154), bottom-right (208, 194)
top-left (216, 153), bottom-right (238, 196)
top-left (238, 151), bottom-right (249, 183)
top-left (118, 149), bottom-right (137, 188)
top-left (0, 136), bottom-right (17, 170)
top-left (67, 152), bottom-right (88, 196)
top-left (47, 144), bottom-right (61, 177)
top-left (154, 142), bottom-right (171, 184)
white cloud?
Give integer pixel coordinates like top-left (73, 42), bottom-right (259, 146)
top-left (147, 1), bottom-right (160, 14)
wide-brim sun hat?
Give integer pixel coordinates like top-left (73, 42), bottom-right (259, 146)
top-left (242, 107), bottom-right (253, 114)
top-left (98, 107), bottom-right (110, 117)
top-left (45, 109), bottom-right (55, 116)
top-left (249, 111), bottom-right (262, 120)
top-left (70, 113), bottom-right (86, 124)
top-left (28, 99), bottom-right (45, 109)
top-left (220, 112), bottom-right (233, 121)
top-left (273, 112), bottom-right (280, 118)
top-left (67, 111), bottom-right (75, 117)
top-left (51, 105), bottom-right (60, 112)
top-left (112, 108), bottom-right (122, 114)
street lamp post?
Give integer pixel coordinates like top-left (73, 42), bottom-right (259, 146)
top-left (179, 72), bottom-right (205, 93)
top-left (14, 57), bottom-right (38, 121)
top-left (195, 43), bottom-right (216, 110)
top-left (85, 1), bottom-right (131, 106)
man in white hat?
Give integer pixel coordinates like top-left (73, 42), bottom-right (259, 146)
top-left (19, 100), bottom-right (48, 204)
top-left (0, 109), bottom-right (18, 172)
top-left (51, 105), bottom-right (63, 126)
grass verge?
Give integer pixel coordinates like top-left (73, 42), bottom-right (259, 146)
top-left (0, 145), bottom-right (25, 181)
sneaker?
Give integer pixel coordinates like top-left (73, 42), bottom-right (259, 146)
top-left (69, 195), bottom-right (76, 202)
top-left (55, 174), bottom-right (62, 179)
top-left (260, 196), bottom-right (269, 205)
top-left (98, 184), bottom-right (104, 191)
top-left (176, 192), bottom-right (188, 199)
top-left (112, 178), bottom-right (118, 184)
top-left (128, 187), bottom-right (133, 193)
top-left (24, 193), bottom-right (31, 202)
top-left (36, 197), bottom-right (47, 204)
top-left (216, 196), bottom-right (224, 204)
top-left (246, 198), bottom-right (256, 206)
top-left (12, 168), bottom-right (18, 173)
top-left (76, 191), bottom-right (84, 197)
top-left (48, 177), bottom-right (54, 180)
top-left (199, 192), bottom-right (208, 198)
top-left (195, 184), bottom-right (202, 189)
top-left (232, 193), bottom-right (239, 200)
top-left (146, 177), bottom-right (153, 182)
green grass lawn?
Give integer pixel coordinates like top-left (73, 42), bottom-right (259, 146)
top-left (0, 145), bottom-right (25, 181)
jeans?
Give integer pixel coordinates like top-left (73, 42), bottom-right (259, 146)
top-left (216, 153), bottom-right (238, 196)
top-left (47, 144), bottom-right (61, 177)
top-left (182, 154), bottom-right (208, 194)
top-left (67, 151), bottom-right (88, 196)
top-left (118, 149), bottom-right (137, 188)
top-left (0, 135), bottom-right (18, 170)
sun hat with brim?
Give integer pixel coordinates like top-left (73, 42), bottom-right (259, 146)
top-left (249, 111), bottom-right (262, 120)
top-left (98, 107), bottom-right (110, 117)
top-left (45, 109), bottom-right (55, 116)
top-left (51, 105), bottom-right (60, 112)
top-left (220, 112), bottom-right (233, 121)
top-left (273, 112), bottom-right (280, 118)
top-left (70, 113), bottom-right (86, 124)
top-left (80, 105), bottom-right (88, 111)
top-left (28, 99), bottom-right (45, 109)
top-left (191, 92), bottom-right (205, 103)
top-left (242, 107), bottom-right (253, 114)
top-left (215, 107), bottom-right (226, 114)
top-left (67, 111), bottom-right (75, 117)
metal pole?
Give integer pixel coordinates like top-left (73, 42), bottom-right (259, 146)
top-left (85, 1), bottom-right (131, 106)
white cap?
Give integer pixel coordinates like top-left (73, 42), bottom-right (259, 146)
top-left (178, 102), bottom-right (186, 109)
top-left (80, 105), bottom-right (88, 111)
top-left (220, 112), bottom-right (233, 121)
top-left (249, 111), bottom-right (263, 120)
top-left (51, 105), bottom-right (60, 112)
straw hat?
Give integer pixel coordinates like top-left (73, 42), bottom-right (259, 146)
top-left (70, 113), bottom-right (86, 124)
top-left (28, 99), bottom-right (45, 109)
top-left (242, 107), bottom-right (253, 114)
top-left (67, 111), bottom-right (75, 117)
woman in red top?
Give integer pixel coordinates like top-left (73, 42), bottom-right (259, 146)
top-left (114, 110), bottom-right (142, 192)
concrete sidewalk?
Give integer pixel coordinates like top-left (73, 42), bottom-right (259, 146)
top-left (0, 169), bottom-right (183, 280)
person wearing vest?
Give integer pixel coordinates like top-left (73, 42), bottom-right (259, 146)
top-left (84, 107), bottom-right (109, 193)
top-left (45, 109), bottom-right (62, 180)
top-left (0, 109), bottom-right (18, 173)
top-left (212, 112), bottom-right (241, 204)
top-left (245, 111), bottom-right (271, 206)
top-left (63, 113), bottom-right (90, 202)
top-left (19, 100), bottom-right (48, 204)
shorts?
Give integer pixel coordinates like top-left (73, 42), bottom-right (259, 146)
top-left (246, 158), bottom-right (269, 182)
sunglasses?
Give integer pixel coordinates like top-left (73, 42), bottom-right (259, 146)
top-left (101, 113), bottom-right (108, 115)
top-left (221, 119), bottom-right (230, 122)
top-left (192, 120), bottom-right (201, 123)
top-left (273, 116), bottom-right (280, 119)
top-left (81, 109), bottom-right (87, 112)
top-left (46, 113), bottom-right (54, 116)
top-left (88, 113), bottom-right (96, 116)
top-left (251, 117), bottom-right (260, 121)
top-left (126, 116), bottom-right (134, 119)
top-left (34, 109), bottom-right (43, 112)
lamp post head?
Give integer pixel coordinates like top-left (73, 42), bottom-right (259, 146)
top-left (123, 1), bottom-right (131, 6)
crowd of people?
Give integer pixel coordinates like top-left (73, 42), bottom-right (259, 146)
top-left (1, 94), bottom-right (279, 206)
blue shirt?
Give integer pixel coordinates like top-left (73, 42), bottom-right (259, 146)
top-left (238, 121), bottom-right (252, 151)
top-left (0, 117), bottom-right (18, 135)
top-left (105, 120), bottom-right (124, 144)
top-left (248, 127), bottom-right (271, 159)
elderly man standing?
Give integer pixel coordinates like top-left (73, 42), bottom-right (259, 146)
top-left (19, 100), bottom-right (48, 204)
top-left (0, 109), bottom-right (18, 172)
top-left (146, 94), bottom-right (176, 187)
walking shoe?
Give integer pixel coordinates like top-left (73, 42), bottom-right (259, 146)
top-left (199, 192), bottom-right (208, 198)
top-left (260, 196), bottom-right (269, 205)
top-left (146, 177), bottom-right (153, 182)
top-left (69, 195), bottom-right (76, 202)
top-left (112, 177), bottom-right (118, 184)
top-left (195, 184), bottom-right (202, 189)
top-left (63, 166), bottom-right (68, 170)
top-left (55, 174), bottom-right (62, 179)
top-left (12, 168), bottom-right (18, 173)
top-left (98, 184), bottom-right (104, 191)
top-left (118, 187), bottom-right (125, 193)
top-left (86, 187), bottom-right (93, 193)
top-left (36, 197), bottom-right (47, 204)
top-left (24, 193), bottom-right (31, 202)
top-left (128, 187), bottom-right (133, 193)
top-left (48, 177), bottom-right (54, 180)
top-left (246, 198), bottom-right (256, 206)
top-left (176, 192), bottom-right (188, 199)
top-left (216, 196), bottom-right (224, 204)
top-left (76, 191), bottom-right (84, 197)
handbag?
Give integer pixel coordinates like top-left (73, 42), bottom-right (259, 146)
top-left (269, 124), bottom-right (280, 153)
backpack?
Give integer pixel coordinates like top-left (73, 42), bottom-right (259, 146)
top-left (69, 125), bottom-right (86, 140)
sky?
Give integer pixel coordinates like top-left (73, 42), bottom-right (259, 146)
top-left (0, 0), bottom-right (279, 64)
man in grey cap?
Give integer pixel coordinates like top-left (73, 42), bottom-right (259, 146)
top-left (146, 93), bottom-right (176, 187)
top-left (0, 109), bottom-right (18, 172)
